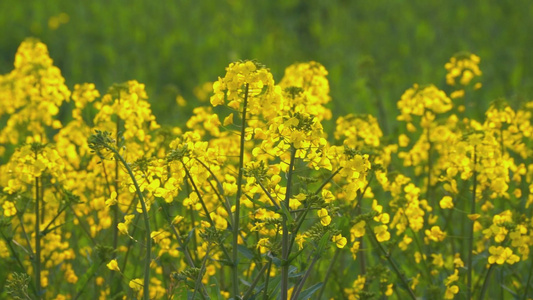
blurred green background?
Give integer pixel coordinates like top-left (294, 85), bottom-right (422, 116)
top-left (1, 0), bottom-right (531, 134)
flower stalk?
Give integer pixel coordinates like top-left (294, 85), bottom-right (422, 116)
top-left (280, 145), bottom-right (297, 299)
top-left (233, 83), bottom-right (250, 298)
top-left (467, 148), bottom-right (477, 300)
top-left (88, 131), bottom-right (152, 300)
top-left (112, 149), bottom-right (152, 300)
top-left (34, 175), bottom-right (41, 298)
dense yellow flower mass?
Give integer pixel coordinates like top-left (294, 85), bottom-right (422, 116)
top-left (0, 40), bottom-right (532, 300)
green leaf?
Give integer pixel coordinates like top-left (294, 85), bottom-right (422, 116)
top-left (240, 278), bottom-right (252, 287)
top-left (287, 247), bottom-right (305, 264)
top-left (279, 203), bottom-right (294, 223)
top-left (237, 244), bottom-right (255, 260)
top-left (265, 274), bottom-right (282, 298)
top-left (74, 262), bottom-right (100, 295)
top-left (184, 227), bottom-right (196, 245)
top-left (317, 232), bottom-right (330, 254)
top-left (209, 276), bottom-right (223, 300)
top-left (267, 253), bottom-right (282, 267)
top-left (245, 194), bottom-right (277, 212)
top-left (298, 282), bottom-right (323, 300)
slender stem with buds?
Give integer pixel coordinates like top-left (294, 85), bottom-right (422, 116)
top-left (291, 253), bottom-right (319, 300)
top-left (281, 145), bottom-right (297, 300)
top-left (467, 148), bottom-right (477, 300)
top-left (182, 160), bottom-right (233, 263)
top-left (233, 83), bottom-right (250, 299)
top-left (34, 175), bottom-right (42, 299)
top-left (242, 260), bottom-right (270, 299)
top-left (288, 167), bottom-right (343, 260)
top-left (478, 264), bottom-right (494, 300)
top-left (368, 226), bottom-right (417, 300)
top-left (113, 91), bottom-right (121, 251)
top-left (195, 157), bottom-right (234, 225)
top-left (109, 147), bottom-right (152, 300)
top-left (316, 248), bottom-right (340, 300)
top-left (521, 258), bottom-right (533, 300)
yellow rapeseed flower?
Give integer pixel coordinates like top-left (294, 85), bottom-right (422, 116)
top-left (488, 246), bottom-right (520, 265)
top-left (374, 225), bottom-right (390, 242)
top-left (106, 259), bottom-right (120, 272)
top-left (439, 196), bottom-right (454, 209)
top-left (317, 208), bottom-right (331, 226)
top-left (129, 278), bottom-right (143, 291)
top-left (332, 234), bottom-right (347, 249)
top-left (2, 201), bottom-right (17, 217)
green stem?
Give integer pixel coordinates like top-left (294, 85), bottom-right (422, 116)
top-left (192, 243), bottom-right (211, 300)
top-left (290, 254), bottom-right (319, 300)
top-left (314, 167), bottom-right (343, 195)
top-left (408, 227), bottom-right (433, 284)
top-left (281, 145), bottom-right (297, 300)
top-left (0, 231), bottom-right (38, 296)
top-left (101, 159), bottom-right (118, 248)
top-left (120, 213), bottom-right (140, 273)
top-left (68, 205), bottom-right (96, 245)
top-left (182, 161), bottom-right (215, 225)
top-left (158, 200), bottom-right (209, 299)
top-left (352, 173), bottom-right (373, 281)
top-left (182, 160), bottom-right (233, 265)
top-left (316, 248), bottom-right (340, 300)
top-left (426, 128), bottom-right (433, 209)
top-left (73, 261), bottom-right (104, 300)
top-left (256, 178), bottom-right (280, 209)
top-left (233, 83), bottom-right (249, 299)
top-left (521, 258), bottom-right (533, 300)
top-left (195, 157), bottom-right (234, 226)
top-left (262, 258), bottom-right (273, 300)
top-left (159, 200), bottom-right (195, 267)
top-left (113, 139), bottom-right (120, 250)
top-left (40, 177), bottom-right (45, 226)
top-left (467, 149), bottom-right (477, 300)
top-left (16, 210), bottom-right (35, 255)
top-left (242, 260), bottom-right (270, 300)
top-left (287, 167), bottom-right (343, 255)
top-left (288, 205), bottom-right (311, 254)
top-left (479, 264), bottom-right (495, 300)
top-left (110, 148), bottom-right (152, 300)
top-left (40, 204), bottom-right (68, 236)
top-left (111, 92), bottom-right (121, 297)
top-left (34, 175), bottom-right (42, 299)
top-left (356, 204), bottom-right (367, 281)
top-left (189, 205), bottom-right (199, 263)
top-left (368, 228), bottom-right (417, 300)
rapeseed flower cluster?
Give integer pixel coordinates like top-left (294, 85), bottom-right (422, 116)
top-left (0, 39), bottom-right (532, 300)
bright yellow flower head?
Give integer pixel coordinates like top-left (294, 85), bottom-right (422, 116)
top-left (332, 234), bottom-right (347, 249)
top-left (444, 53), bottom-right (482, 87)
top-left (280, 61), bottom-right (331, 121)
top-left (444, 285), bottom-right (459, 299)
top-left (211, 60), bottom-right (278, 118)
top-left (106, 259), bottom-right (120, 272)
top-left (439, 196), bottom-right (454, 209)
top-left (350, 221), bottom-right (366, 240)
top-left (397, 84), bottom-right (452, 124)
top-left (2, 201), bottom-right (17, 217)
top-left (129, 278), bottom-right (143, 291)
top-left (317, 208), bottom-right (331, 226)
top-left (425, 226), bottom-right (447, 242)
top-left (488, 246), bottom-right (520, 265)
top-left (374, 225), bottom-right (390, 242)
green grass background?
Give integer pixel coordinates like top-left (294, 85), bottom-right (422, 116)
top-left (1, 0), bottom-right (531, 134)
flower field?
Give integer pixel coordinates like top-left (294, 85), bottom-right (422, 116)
top-left (1, 39), bottom-right (532, 299)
